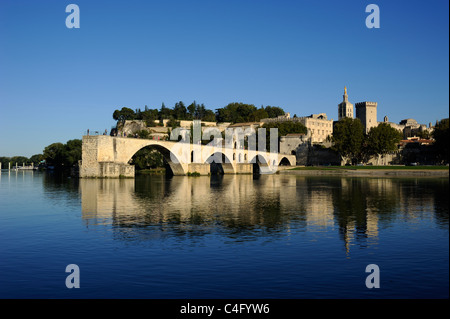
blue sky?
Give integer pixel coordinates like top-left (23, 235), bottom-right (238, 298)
top-left (0, 0), bottom-right (448, 157)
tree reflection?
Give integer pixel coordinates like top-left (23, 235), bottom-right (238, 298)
top-left (42, 171), bottom-right (80, 208)
top-left (433, 179), bottom-right (450, 228)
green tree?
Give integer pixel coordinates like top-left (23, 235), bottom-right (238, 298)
top-left (112, 107), bottom-right (136, 123)
top-left (43, 143), bottom-right (65, 167)
top-left (166, 118), bottom-right (180, 129)
top-left (366, 123), bottom-right (403, 157)
top-left (416, 129), bottom-right (431, 139)
top-left (29, 154), bottom-right (44, 165)
top-left (10, 156), bottom-right (29, 166)
top-left (262, 121), bottom-right (307, 136)
top-left (264, 106), bottom-right (285, 118)
top-left (250, 107), bottom-right (269, 122)
top-left (0, 157), bottom-right (11, 168)
top-left (332, 118), bottom-right (365, 164)
top-left (43, 139), bottom-right (82, 168)
top-left (187, 101), bottom-right (197, 120)
top-left (216, 102), bottom-right (257, 123)
top-left (134, 108), bottom-right (143, 120)
top-left (196, 103), bottom-right (206, 120)
top-left (159, 102), bottom-right (172, 120)
top-left (63, 139), bottom-right (82, 167)
top-left (131, 148), bottom-right (164, 170)
top-left (142, 108), bottom-right (159, 126)
top-left (202, 109), bottom-right (216, 122)
top-left (137, 130), bottom-right (150, 139)
top-left (173, 101), bottom-right (187, 120)
top-left (433, 118), bottom-right (449, 163)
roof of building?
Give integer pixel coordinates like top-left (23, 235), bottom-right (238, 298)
top-left (399, 118), bottom-right (418, 125)
top-left (400, 138), bottom-right (434, 145)
top-left (285, 133), bottom-right (306, 137)
top-left (228, 122), bottom-right (261, 127)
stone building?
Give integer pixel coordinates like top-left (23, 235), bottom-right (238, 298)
top-left (297, 113), bottom-right (333, 143)
top-left (381, 116), bottom-right (404, 132)
top-left (399, 119), bottom-right (431, 138)
top-left (336, 87), bottom-right (379, 134)
top-left (381, 116), bottom-right (434, 139)
top-left (279, 133), bottom-right (309, 155)
top-left (261, 112), bottom-right (333, 144)
top-left (278, 133), bottom-right (341, 166)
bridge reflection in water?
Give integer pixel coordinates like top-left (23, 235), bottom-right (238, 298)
top-left (80, 175), bottom-right (448, 255)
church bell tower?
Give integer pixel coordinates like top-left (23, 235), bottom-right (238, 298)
top-left (338, 86), bottom-right (354, 121)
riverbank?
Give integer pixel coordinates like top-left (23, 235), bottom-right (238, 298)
top-left (278, 166), bottom-right (449, 177)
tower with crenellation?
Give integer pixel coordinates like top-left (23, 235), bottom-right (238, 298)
top-left (355, 101), bottom-right (378, 133)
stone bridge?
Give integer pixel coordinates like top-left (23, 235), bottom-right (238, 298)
top-left (80, 135), bottom-right (295, 178)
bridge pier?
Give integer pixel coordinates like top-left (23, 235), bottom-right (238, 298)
top-left (80, 136), bottom-right (136, 178)
top-left (235, 163), bottom-right (253, 174)
top-left (99, 162), bottom-right (135, 178)
top-left (167, 162), bottom-right (189, 176)
top-left (187, 163), bottom-right (210, 175)
top-left (80, 161), bottom-right (135, 178)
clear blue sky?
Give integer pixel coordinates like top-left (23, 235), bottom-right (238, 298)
top-left (0, 0), bottom-right (448, 157)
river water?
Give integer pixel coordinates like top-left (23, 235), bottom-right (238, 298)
top-left (0, 170), bottom-right (448, 299)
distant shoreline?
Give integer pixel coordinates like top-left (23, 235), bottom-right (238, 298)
top-left (278, 166), bottom-right (449, 177)
top-left (2, 166), bottom-right (448, 178)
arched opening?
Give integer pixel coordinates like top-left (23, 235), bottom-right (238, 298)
top-left (206, 152), bottom-right (234, 175)
top-left (291, 150), bottom-right (296, 156)
top-left (128, 144), bottom-right (185, 176)
top-left (279, 157), bottom-right (291, 166)
top-left (250, 154), bottom-right (268, 175)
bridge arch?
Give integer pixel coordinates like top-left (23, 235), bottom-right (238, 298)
top-left (279, 156), bottom-right (293, 166)
top-left (250, 153), bottom-right (290, 174)
top-left (121, 140), bottom-right (188, 176)
top-left (249, 154), bottom-right (270, 174)
top-left (205, 151), bottom-right (235, 174)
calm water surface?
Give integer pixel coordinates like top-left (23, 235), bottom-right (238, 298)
top-left (0, 170), bottom-right (448, 298)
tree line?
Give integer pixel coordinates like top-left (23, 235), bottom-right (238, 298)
top-left (0, 139), bottom-right (82, 171)
top-left (112, 101), bottom-right (286, 126)
top-left (3, 107), bottom-right (447, 172)
top-left (331, 117), bottom-right (449, 164)
top-left (0, 154), bottom-right (44, 169)
top-left (331, 118), bottom-right (402, 164)
top-left (432, 118), bottom-right (449, 163)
